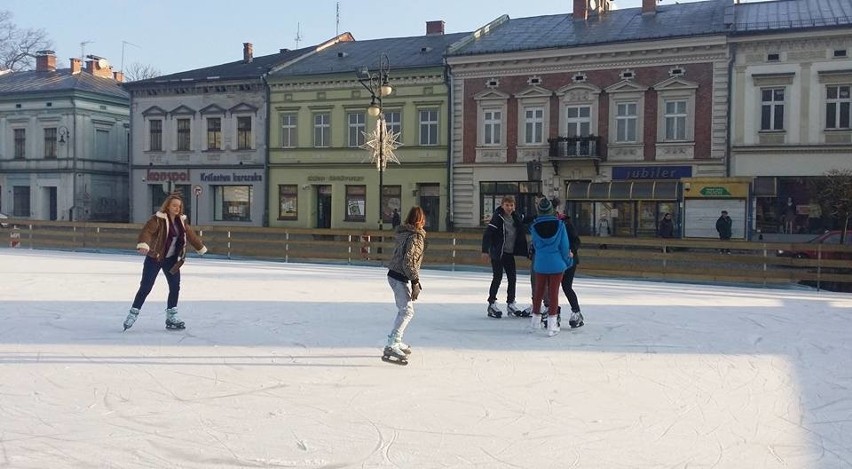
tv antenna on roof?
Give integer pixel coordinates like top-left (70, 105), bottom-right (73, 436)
top-left (80, 40), bottom-right (93, 62)
top-left (336, 2), bottom-right (340, 36)
top-left (121, 40), bottom-right (140, 72)
top-left (295, 23), bottom-right (302, 48)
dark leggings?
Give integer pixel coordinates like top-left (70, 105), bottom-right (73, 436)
top-left (132, 255), bottom-right (180, 310)
top-left (560, 265), bottom-right (580, 313)
top-left (488, 253), bottom-right (517, 304)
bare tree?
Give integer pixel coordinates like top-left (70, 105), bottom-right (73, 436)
top-left (123, 62), bottom-right (161, 82)
top-left (0, 10), bottom-right (52, 71)
top-left (811, 168), bottom-right (852, 242)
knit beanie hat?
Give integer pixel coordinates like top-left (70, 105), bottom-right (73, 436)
top-left (537, 197), bottom-right (554, 215)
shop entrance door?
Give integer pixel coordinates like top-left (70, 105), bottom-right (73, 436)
top-left (316, 185), bottom-right (332, 229)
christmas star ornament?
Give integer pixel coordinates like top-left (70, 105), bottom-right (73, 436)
top-left (361, 117), bottom-right (402, 170)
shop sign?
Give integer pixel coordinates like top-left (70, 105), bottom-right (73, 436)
top-left (699, 186), bottom-right (732, 196)
top-left (200, 172), bottom-right (262, 182)
top-left (307, 175), bottom-right (365, 182)
top-left (612, 165), bottom-right (692, 180)
top-left (147, 169), bottom-right (189, 182)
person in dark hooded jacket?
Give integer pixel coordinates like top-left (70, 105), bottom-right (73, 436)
top-left (528, 198), bottom-right (572, 336)
top-left (481, 195), bottom-right (532, 318)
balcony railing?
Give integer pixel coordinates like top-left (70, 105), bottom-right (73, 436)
top-left (548, 135), bottom-right (601, 158)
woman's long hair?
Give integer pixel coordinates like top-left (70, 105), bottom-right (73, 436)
top-left (159, 193), bottom-right (185, 215)
top-left (404, 206), bottom-right (426, 228)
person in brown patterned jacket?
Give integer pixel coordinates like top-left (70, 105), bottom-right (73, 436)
top-left (382, 206), bottom-right (426, 364)
top-left (123, 193), bottom-right (207, 331)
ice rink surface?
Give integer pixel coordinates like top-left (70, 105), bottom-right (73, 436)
top-left (0, 249), bottom-right (850, 468)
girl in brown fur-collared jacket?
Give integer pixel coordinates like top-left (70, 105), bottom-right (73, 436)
top-left (382, 206), bottom-right (426, 363)
top-left (123, 194), bottom-right (207, 331)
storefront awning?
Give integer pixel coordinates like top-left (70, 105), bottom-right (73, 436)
top-left (565, 181), bottom-right (679, 201)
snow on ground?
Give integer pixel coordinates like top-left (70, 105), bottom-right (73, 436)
top-left (0, 248), bottom-right (850, 469)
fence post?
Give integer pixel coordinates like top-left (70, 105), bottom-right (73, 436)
top-left (227, 231), bottom-right (232, 260)
top-left (762, 243), bottom-right (768, 287)
top-left (452, 236), bottom-right (457, 272)
top-left (29, 224), bottom-right (33, 249)
top-left (285, 231), bottom-right (290, 263)
top-left (96, 226), bottom-right (101, 252)
top-left (347, 234), bottom-right (352, 265)
top-left (816, 244), bottom-right (822, 291)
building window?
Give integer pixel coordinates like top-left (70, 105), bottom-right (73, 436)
top-left (149, 119), bottom-right (162, 151)
top-left (664, 100), bottom-right (687, 140)
top-left (13, 129), bottom-right (25, 159)
top-left (826, 85), bottom-right (851, 129)
top-left (44, 127), bottom-right (57, 159)
top-left (761, 88), bottom-right (785, 131)
top-left (419, 109), bottom-right (439, 146)
top-left (565, 105), bottom-right (591, 137)
top-left (479, 181), bottom-right (542, 223)
top-left (207, 118), bottom-right (221, 150)
top-left (176, 118), bottom-right (191, 151)
top-left (13, 186), bottom-right (30, 217)
top-left (236, 116), bottom-right (252, 150)
top-left (280, 113), bottom-right (297, 148)
top-left (213, 185), bottom-right (252, 222)
top-left (483, 109), bottom-right (502, 145)
top-left (278, 184), bottom-right (298, 220)
top-left (347, 111), bottom-right (366, 147)
top-left (523, 107), bottom-right (544, 144)
top-left (382, 185), bottom-right (402, 224)
top-left (384, 110), bottom-right (401, 138)
top-left (616, 102), bottom-right (638, 142)
top-left (345, 185), bottom-right (366, 222)
top-left (313, 112), bottom-right (330, 147)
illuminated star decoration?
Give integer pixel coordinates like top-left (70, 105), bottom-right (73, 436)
top-left (361, 117), bottom-right (402, 171)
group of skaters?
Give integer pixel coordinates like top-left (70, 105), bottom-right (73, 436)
top-left (481, 195), bottom-right (584, 337)
top-left (120, 192), bottom-right (579, 366)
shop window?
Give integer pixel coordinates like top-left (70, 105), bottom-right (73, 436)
top-left (382, 185), bottom-right (401, 224)
top-left (345, 185), bottom-right (366, 222)
top-left (213, 186), bottom-right (252, 222)
top-left (278, 184), bottom-right (298, 220)
top-left (479, 180), bottom-right (541, 222)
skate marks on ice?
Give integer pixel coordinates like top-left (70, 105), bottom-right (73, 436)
top-left (0, 250), bottom-right (852, 467)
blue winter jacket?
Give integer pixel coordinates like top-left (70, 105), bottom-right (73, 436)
top-left (530, 215), bottom-right (572, 274)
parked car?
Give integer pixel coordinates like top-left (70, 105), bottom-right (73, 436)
top-left (776, 231), bottom-right (852, 259)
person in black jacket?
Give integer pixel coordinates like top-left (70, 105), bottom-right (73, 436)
top-left (658, 212), bottom-right (674, 253)
top-left (716, 210), bottom-right (732, 254)
top-left (481, 195), bottom-right (531, 318)
top-left (560, 213), bottom-right (584, 328)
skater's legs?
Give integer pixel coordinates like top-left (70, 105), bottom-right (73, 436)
top-left (131, 256), bottom-right (163, 309)
top-left (162, 256), bottom-right (181, 309)
top-left (532, 273), bottom-right (548, 315)
top-left (487, 257), bottom-right (504, 304)
top-left (561, 265), bottom-right (580, 312)
top-left (387, 277), bottom-right (415, 343)
top-left (504, 254), bottom-right (517, 304)
top-left (547, 273), bottom-right (564, 317)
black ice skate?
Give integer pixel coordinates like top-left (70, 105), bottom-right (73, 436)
top-left (381, 346), bottom-right (409, 365)
top-left (486, 303), bottom-right (503, 319)
top-left (541, 306), bottom-right (561, 329)
top-left (568, 311), bottom-right (585, 329)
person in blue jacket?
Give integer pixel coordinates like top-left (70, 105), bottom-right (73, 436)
top-left (528, 197), bottom-right (573, 336)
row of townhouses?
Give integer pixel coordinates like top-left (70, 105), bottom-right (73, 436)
top-left (1, 0), bottom-right (850, 239)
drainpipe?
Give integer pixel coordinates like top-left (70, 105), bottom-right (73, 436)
top-left (444, 60), bottom-right (454, 231)
top-left (71, 97), bottom-right (78, 221)
top-left (262, 73), bottom-right (271, 227)
top-left (726, 42), bottom-right (736, 178)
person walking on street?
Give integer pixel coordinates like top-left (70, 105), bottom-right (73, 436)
top-left (716, 210), bottom-right (732, 254)
top-left (391, 208), bottom-right (401, 229)
top-left (382, 206), bottom-right (427, 365)
top-left (481, 196), bottom-right (531, 318)
top-left (124, 193), bottom-right (207, 331)
top-left (528, 198), bottom-right (573, 337)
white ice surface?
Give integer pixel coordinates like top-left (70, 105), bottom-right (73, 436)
top-left (0, 249), bottom-right (850, 468)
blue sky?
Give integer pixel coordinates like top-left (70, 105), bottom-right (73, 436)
top-left (8, 0), bottom-right (707, 75)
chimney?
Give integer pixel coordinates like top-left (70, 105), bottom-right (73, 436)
top-left (70, 57), bottom-right (82, 74)
top-left (35, 50), bottom-right (56, 72)
top-left (642, 0), bottom-right (657, 15)
top-left (426, 20), bottom-right (445, 35)
top-left (574, 0), bottom-right (588, 21)
top-left (243, 42), bottom-right (253, 63)
top-left (113, 71), bottom-right (124, 82)
top-left (84, 55), bottom-right (114, 78)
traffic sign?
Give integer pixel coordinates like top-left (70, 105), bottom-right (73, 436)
top-left (193, 185), bottom-right (202, 197)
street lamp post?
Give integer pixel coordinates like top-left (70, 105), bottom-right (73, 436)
top-left (357, 54), bottom-right (393, 232)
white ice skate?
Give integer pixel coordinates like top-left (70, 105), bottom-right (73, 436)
top-left (165, 307), bottom-right (185, 330)
top-left (529, 313), bottom-right (543, 332)
top-left (546, 313), bottom-right (560, 337)
top-left (123, 308), bottom-right (140, 331)
top-left (507, 302), bottom-right (524, 317)
top-left (487, 303), bottom-right (503, 319)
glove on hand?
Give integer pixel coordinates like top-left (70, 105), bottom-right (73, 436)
top-left (411, 281), bottom-right (422, 301)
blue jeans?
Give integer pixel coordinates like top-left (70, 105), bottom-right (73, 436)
top-left (387, 277), bottom-right (415, 343)
top-left (132, 255), bottom-right (180, 310)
